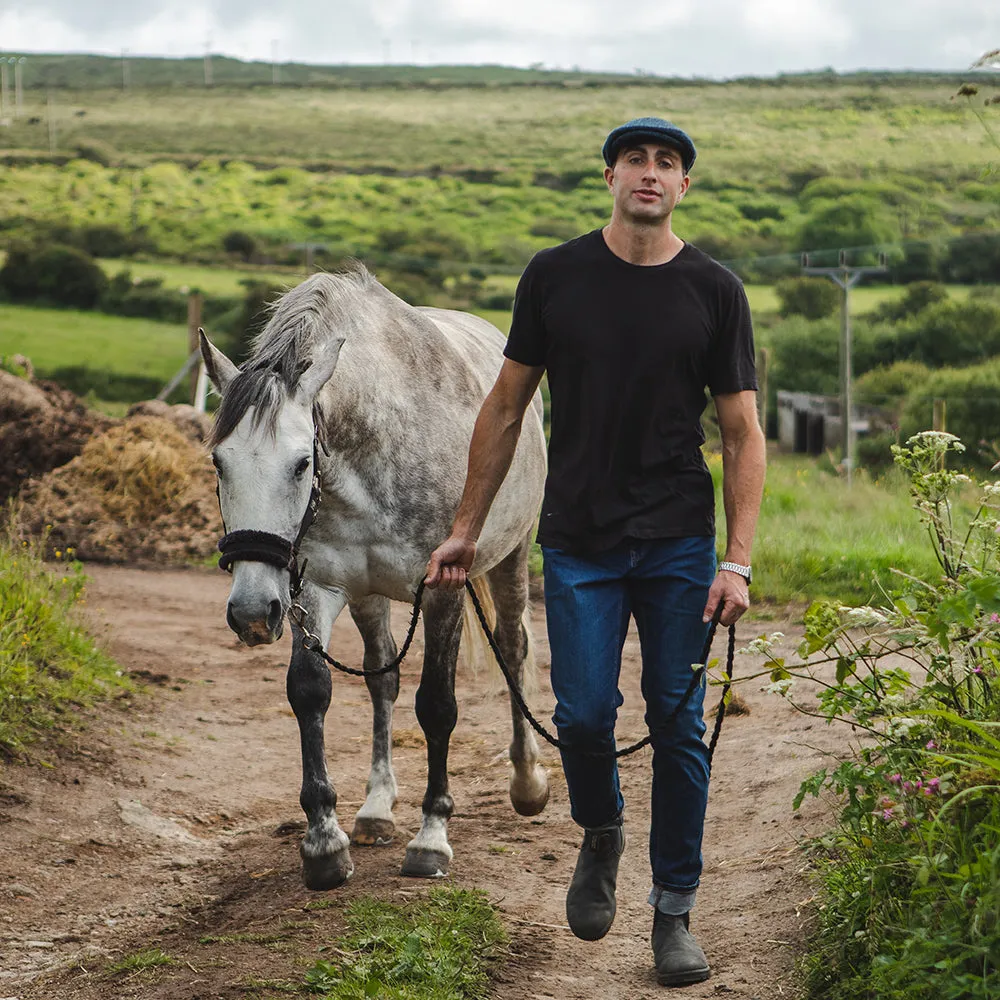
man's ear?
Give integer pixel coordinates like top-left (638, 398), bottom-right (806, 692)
top-left (199, 329), bottom-right (239, 395)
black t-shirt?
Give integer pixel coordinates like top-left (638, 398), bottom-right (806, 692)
top-left (504, 229), bottom-right (757, 554)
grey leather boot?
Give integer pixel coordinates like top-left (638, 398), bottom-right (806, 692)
top-left (564, 817), bottom-right (625, 941)
top-left (651, 910), bottom-right (711, 986)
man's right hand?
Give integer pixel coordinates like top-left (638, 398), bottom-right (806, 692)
top-left (424, 535), bottom-right (477, 590)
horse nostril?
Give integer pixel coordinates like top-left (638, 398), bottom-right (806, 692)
top-left (267, 599), bottom-right (283, 631)
top-left (226, 603), bottom-right (240, 634)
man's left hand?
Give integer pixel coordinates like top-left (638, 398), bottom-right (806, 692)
top-left (702, 570), bottom-right (750, 626)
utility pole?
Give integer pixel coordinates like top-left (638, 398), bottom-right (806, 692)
top-left (14, 57), bottom-right (24, 117)
top-left (802, 250), bottom-right (887, 487)
top-left (289, 241), bottom-right (328, 272)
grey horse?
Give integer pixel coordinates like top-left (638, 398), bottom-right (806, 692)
top-left (199, 266), bottom-right (549, 889)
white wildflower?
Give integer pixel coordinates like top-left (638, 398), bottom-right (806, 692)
top-left (765, 678), bottom-right (794, 696)
top-left (886, 716), bottom-right (925, 739)
top-left (840, 607), bottom-right (887, 628)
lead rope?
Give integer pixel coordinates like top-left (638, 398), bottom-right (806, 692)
top-left (296, 578), bottom-right (737, 765)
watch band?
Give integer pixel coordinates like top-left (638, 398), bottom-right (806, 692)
top-left (719, 561), bottom-right (752, 584)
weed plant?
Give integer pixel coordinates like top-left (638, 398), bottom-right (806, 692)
top-left (748, 433), bottom-right (1000, 997)
top-left (304, 887), bottom-right (507, 1000)
top-left (0, 516), bottom-right (128, 752)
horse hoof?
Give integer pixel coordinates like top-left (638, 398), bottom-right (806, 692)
top-left (400, 847), bottom-right (450, 879)
top-left (301, 847), bottom-right (354, 891)
top-left (351, 817), bottom-right (396, 846)
top-left (510, 765), bottom-right (550, 817)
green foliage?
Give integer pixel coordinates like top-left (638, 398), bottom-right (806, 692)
top-left (899, 359), bottom-right (1000, 460)
top-left (775, 276), bottom-right (839, 319)
top-left (0, 522), bottom-right (130, 752)
top-left (881, 299), bottom-right (1000, 369)
top-left (222, 229), bottom-right (257, 261)
top-left (106, 948), bottom-right (174, 974)
top-left (942, 232), bottom-right (1000, 285)
top-left (0, 242), bottom-right (108, 309)
top-left (754, 433), bottom-right (1000, 998)
top-left (303, 887), bottom-right (507, 999)
top-left (796, 195), bottom-right (900, 255)
top-left (870, 281), bottom-right (949, 323)
top-left (855, 361), bottom-right (932, 410)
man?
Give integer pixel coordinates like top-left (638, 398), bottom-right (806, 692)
top-left (424, 117), bottom-right (765, 988)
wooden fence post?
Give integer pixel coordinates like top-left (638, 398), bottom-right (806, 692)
top-left (932, 398), bottom-right (947, 433)
top-left (187, 292), bottom-right (203, 405)
top-left (756, 347), bottom-right (769, 434)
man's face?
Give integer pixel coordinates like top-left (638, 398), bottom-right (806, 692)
top-left (604, 142), bottom-right (691, 225)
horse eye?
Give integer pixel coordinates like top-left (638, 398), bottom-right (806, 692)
top-left (211, 453), bottom-right (222, 475)
top-left (294, 456), bottom-right (311, 477)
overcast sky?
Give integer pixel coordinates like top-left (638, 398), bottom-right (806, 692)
top-left (0, 0), bottom-right (997, 78)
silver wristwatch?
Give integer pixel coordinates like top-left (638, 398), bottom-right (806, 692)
top-left (719, 561), bottom-right (752, 585)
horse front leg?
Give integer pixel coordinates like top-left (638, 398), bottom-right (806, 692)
top-left (286, 585), bottom-right (353, 890)
top-left (348, 595), bottom-right (401, 846)
top-left (401, 587), bottom-right (463, 878)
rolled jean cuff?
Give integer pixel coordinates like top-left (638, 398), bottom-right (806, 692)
top-left (648, 885), bottom-right (697, 916)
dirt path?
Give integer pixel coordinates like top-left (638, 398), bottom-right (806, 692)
top-left (0, 566), bottom-right (838, 999)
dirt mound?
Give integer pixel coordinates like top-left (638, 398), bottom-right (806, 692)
top-left (126, 398), bottom-right (213, 443)
top-left (15, 415), bottom-right (222, 564)
top-left (0, 371), bottom-right (113, 503)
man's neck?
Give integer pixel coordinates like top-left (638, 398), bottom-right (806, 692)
top-left (602, 218), bottom-right (684, 266)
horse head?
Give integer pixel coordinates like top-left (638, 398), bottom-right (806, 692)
top-left (200, 330), bottom-right (343, 645)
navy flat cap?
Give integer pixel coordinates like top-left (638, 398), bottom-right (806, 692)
top-left (602, 118), bottom-right (697, 173)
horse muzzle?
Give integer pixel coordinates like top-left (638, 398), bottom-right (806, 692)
top-left (227, 595), bottom-right (285, 645)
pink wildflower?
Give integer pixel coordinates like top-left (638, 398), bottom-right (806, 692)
top-left (925, 740), bottom-right (938, 750)
top-left (973, 665), bottom-right (984, 675)
top-left (888, 773), bottom-right (903, 784)
top-left (881, 808), bottom-right (894, 821)
top-left (991, 612), bottom-right (1000, 623)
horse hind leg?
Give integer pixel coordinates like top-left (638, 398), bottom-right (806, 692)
top-left (348, 595), bottom-right (400, 847)
top-left (286, 587), bottom-right (354, 890)
top-left (487, 534), bottom-right (549, 817)
top-left (401, 586), bottom-right (463, 878)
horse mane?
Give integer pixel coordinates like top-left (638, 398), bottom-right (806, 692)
top-left (209, 264), bottom-right (379, 447)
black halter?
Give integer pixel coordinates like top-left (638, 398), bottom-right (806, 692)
top-left (216, 435), bottom-right (323, 600)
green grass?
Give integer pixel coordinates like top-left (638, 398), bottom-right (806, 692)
top-left (106, 948), bottom-right (174, 975)
top-left (718, 452), bottom-right (948, 605)
top-left (0, 303), bottom-right (187, 382)
top-left (0, 524), bottom-right (130, 753)
top-left (303, 888), bottom-right (507, 1000)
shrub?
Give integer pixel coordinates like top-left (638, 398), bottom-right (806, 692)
top-left (888, 241), bottom-right (941, 283)
top-left (869, 281), bottom-right (948, 323)
top-left (899, 359), bottom-right (1000, 461)
top-left (855, 360), bottom-right (931, 410)
top-left (229, 281), bottom-right (284, 362)
top-left (0, 242), bottom-right (107, 309)
top-left (796, 194), bottom-right (899, 255)
top-left (775, 276), bottom-right (839, 319)
top-left (942, 231), bottom-right (1000, 284)
top-left (878, 299), bottom-right (1000, 369)
top-left (78, 224), bottom-right (132, 259)
top-left (73, 140), bottom-right (116, 167)
top-left (222, 229), bottom-right (257, 261)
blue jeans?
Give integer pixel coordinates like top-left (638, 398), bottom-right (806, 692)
top-left (542, 536), bottom-right (714, 912)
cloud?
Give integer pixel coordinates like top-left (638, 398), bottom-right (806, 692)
top-left (0, 0), bottom-right (996, 75)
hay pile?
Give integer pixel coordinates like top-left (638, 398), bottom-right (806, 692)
top-left (0, 370), bottom-right (113, 503)
top-left (16, 415), bottom-right (221, 565)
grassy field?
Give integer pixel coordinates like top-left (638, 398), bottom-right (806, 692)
top-left (0, 303), bottom-right (188, 382)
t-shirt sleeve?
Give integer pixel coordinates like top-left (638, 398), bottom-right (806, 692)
top-left (503, 257), bottom-right (548, 367)
top-left (707, 277), bottom-right (758, 396)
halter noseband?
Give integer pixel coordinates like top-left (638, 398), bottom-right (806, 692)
top-left (216, 434), bottom-right (322, 600)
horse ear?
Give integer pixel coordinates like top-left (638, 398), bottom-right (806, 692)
top-left (297, 336), bottom-right (345, 404)
top-left (199, 329), bottom-right (239, 395)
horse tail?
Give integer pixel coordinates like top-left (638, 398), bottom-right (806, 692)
top-left (460, 575), bottom-right (495, 678)
top-left (460, 576), bottom-right (538, 696)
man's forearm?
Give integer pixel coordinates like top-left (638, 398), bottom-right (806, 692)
top-left (451, 392), bottom-right (525, 541)
top-left (721, 424), bottom-right (766, 566)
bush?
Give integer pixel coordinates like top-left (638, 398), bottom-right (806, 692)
top-left (899, 359), bottom-right (1000, 460)
top-left (869, 281), bottom-right (948, 323)
top-left (775, 276), bottom-right (839, 319)
top-left (942, 231), bottom-right (1000, 284)
top-left (222, 229), bottom-right (257, 262)
top-left (0, 242), bottom-right (107, 309)
top-left (888, 241), bottom-right (941, 283)
top-left (876, 299), bottom-right (1000, 369)
top-left (79, 224), bottom-right (132, 259)
top-left (796, 194), bottom-right (899, 255)
top-left (855, 360), bottom-right (931, 410)
top-left (73, 140), bottom-right (116, 167)
top-left (229, 281), bottom-right (284, 362)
